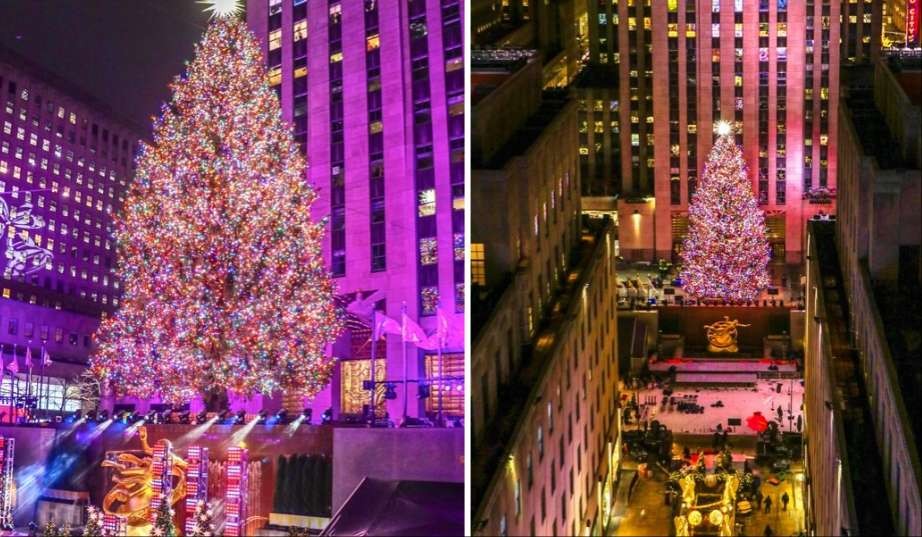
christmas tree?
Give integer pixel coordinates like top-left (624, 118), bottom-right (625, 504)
top-left (680, 122), bottom-right (770, 301)
top-left (151, 495), bottom-right (176, 537)
top-left (83, 506), bottom-right (103, 537)
top-left (189, 500), bottom-right (216, 537)
top-left (90, 11), bottom-right (342, 403)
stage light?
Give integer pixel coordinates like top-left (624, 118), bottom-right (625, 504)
top-left (86, 410), bottom-right (98, 422)
top-left (99, 410), bottom-right (109, 421)
top-left (179, 411), bottom-right (191, 424)
top-left (302, 408), bottom-right (312, 424)
top-left (320, 408), bottom-right (332, 425)
top-left (274, 410), bottom-right (289, 424)
top-left (196, 411), bottom-right (209, 424)
top-left (219, 410), bottom-right (233, 424)
top-left (160, 408), bottom-right (174, 424)
top-left (257, 410), bottom-right (268, 423)
top-left (116, 411), bottom-right (130, 423)
top-left (146, 411), bottom-right (158, 423)
top-left (235, 410), bottom-right (246, 424)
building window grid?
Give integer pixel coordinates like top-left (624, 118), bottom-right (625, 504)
top-left (329, 1), bottom-right (346, 277)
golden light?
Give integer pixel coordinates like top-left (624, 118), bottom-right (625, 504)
top-left (715, 120), bottom-right (732, 136)
top-left (198, 0), bottom-right (244, 19)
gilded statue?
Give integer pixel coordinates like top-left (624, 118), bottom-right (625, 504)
top-left (101, 426), bottom-right (187, 535)
top-left (704, 316), bottom-right (749, 353)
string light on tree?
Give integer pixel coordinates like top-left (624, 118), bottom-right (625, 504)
top-left (679, 123), bottom-right (771, 301)
top-left (90, 16), bottom-right (342, 403)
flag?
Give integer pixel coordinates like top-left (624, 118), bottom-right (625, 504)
top-left (401, 313), bottom-right (430, 346)
top-left (372, 310), bottom-right (402, 341)
top-left (6, 352), bottom-right (18, 375)
top-left (436, 307), bottom-right (450, 345)
top-left (24, 346), bottom-right (32, 368)
top-left (43, 348), bottom-right (52, 366)
top-left (346, 290), bottom-right (384, 320)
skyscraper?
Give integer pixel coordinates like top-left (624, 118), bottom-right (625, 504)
top-left (577, 0), bottom-right (882, 265)
top-left (0, 45), bottom-right (140, 411)
top-left (246, 0), bottom-right (464, 421)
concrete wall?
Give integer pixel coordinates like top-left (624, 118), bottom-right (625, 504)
top-left (331, 427), bottom-right (463, 512)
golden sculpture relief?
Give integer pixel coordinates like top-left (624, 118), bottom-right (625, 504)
top-left (704, 316), bottom-right (750, 353)
top-left (101, 427), bottom-right (188, 535)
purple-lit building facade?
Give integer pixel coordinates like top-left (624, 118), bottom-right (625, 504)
top-left (0, 46), bottom-right (139, 413)
top-left (246, 0), bottom-right (465, 422)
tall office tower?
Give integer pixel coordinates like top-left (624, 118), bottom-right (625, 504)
top-left (472, 0), bottom-right (589, 88)
top-left (471, 50), bottom-right (620, 537)
top-left (246, 0), bottom-right (464, 422)
top-left (840, 0), bottom-right (883, 63)
top-left (580, 0), bottom-right (853, 265)
top-left (0, 46), bottom-right (139, 409)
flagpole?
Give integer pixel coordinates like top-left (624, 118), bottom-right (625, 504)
top-left (369, 309), bottom-right (376, 428)
top-left (437, 336), bottom-right (443, 428)
top-left (11, 345), bottom-right (17, 424)
top-left (38, 340), bottom-right (47, 419)
top-left (401, 303), bottom-right (408, 425)
top-left (1, 345), bottom-right (7, 424)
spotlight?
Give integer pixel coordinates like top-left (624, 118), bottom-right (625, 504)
top-left (196, 411), bottom-right (209, 424)
top-left (235, 410), bottom-right (246, 424)
top-left (99, 410), bottom-right (109, 421)
top-left (320, 408), bottom-right (332, 425)
top-left (257, 410), bottom-right (269, 423)
top-left (302, 408), bottom-right (312, 424)
top-left (219, 410), bottom-right (233, 423)
top-left (117, 411), bottom-right (131, 423)
top-left (179, 411), bottom-right (191, 424)
top-left (145, 411), bottom-right (158, 423)
top-left (66, 410), bottom-right (82, 423)
top-left (274, 409), bottom-right (289, 424)
top-left (86, 410), bottom-right (98, 422)
top-left (160, 408), bottom-right (174, 424)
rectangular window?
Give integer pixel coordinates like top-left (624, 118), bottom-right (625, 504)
top-left (417, 188), bottom-right (436, 216)
top-left (424, 353), bottom-right (463, 416)
top-left (293, 20), bottom-right (307, 41)
top-left (471, 243), bottom-right (486, 285)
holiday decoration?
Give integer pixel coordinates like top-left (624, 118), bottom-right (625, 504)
top-left (680, 122), bottom-right (770, 301)
top-left (90, 14), bottom-right (342, 403)
top-left (151, 495), bottom-right (176, 537)
top-left (84, 506), bottom-right (104, 537)
top-left (184, 446), bottom-right (209, 535)
top-left (0, 437), bottom-right (13, 530)
top-left (188, 500), bottom-right (217, 537)
top-left (0, 197), bottom-right (53, 278)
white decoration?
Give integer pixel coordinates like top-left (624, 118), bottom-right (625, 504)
top-left (0, 198), bottom-right (52, 278)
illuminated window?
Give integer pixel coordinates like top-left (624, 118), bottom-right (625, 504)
top-left (268, 29), bottom-right (282, 50)
top-left (366, 34), bottom-right (380, 51)
top-left (293, 20), bottom-right (307, 41)
top-left (417, 188), bottom-right (436, 216)
top-left (419, 237), bottom-right (437, 265)
top-left (268, 67), bottom-right (282, 86)
top-left (453, 233), bottom-right (464, 261)
top-left (424, 353), bottom-right (464, 417)
top-left (294, 66), bottom-right (307, 79)
top-left (420, 286), bottom-right (439, 315)
top-left (330, 51), bottom-right (343, 63)
top-left (471, 243), bottom-right (486, 285)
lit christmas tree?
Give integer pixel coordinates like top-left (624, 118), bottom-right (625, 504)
top-left (151, 495), bottom-right (176, 537)
top-left (680, 122), bottom-right (770, 301)
top-left (91, 11), bottom-right (342, 403)
top-left (189, 500), bottom-right (216, 537)
top-left (83, 506), bottom-right (103, 537)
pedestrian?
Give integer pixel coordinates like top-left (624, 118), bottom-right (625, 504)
top-left (764, 496), bottom-right (772, 513)
top-left (781, 491), bottom-right (790, 511)
top-left (763, 524), bottom-right (774, 537)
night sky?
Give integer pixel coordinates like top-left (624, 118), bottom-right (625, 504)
top-left (0, 0), bottom-right (216, 135)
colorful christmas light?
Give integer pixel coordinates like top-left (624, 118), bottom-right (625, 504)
top-left (679, 127), bottom-right (771, 301)
top-left (90, 17), bottom-right (342, 403)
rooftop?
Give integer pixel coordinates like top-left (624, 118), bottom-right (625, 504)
top-left (472, 218), bottom-right (612, 508)
top-left (471, 48), bottom-right (538, 106)
top-left (475, 89), bottom-right (569, 169)
top-left (844, 87), bottom-right (906, 170)
top-left (0, 43), bottom-right (147, 136)
top-left (812, 221), bottom-right (895, 536)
